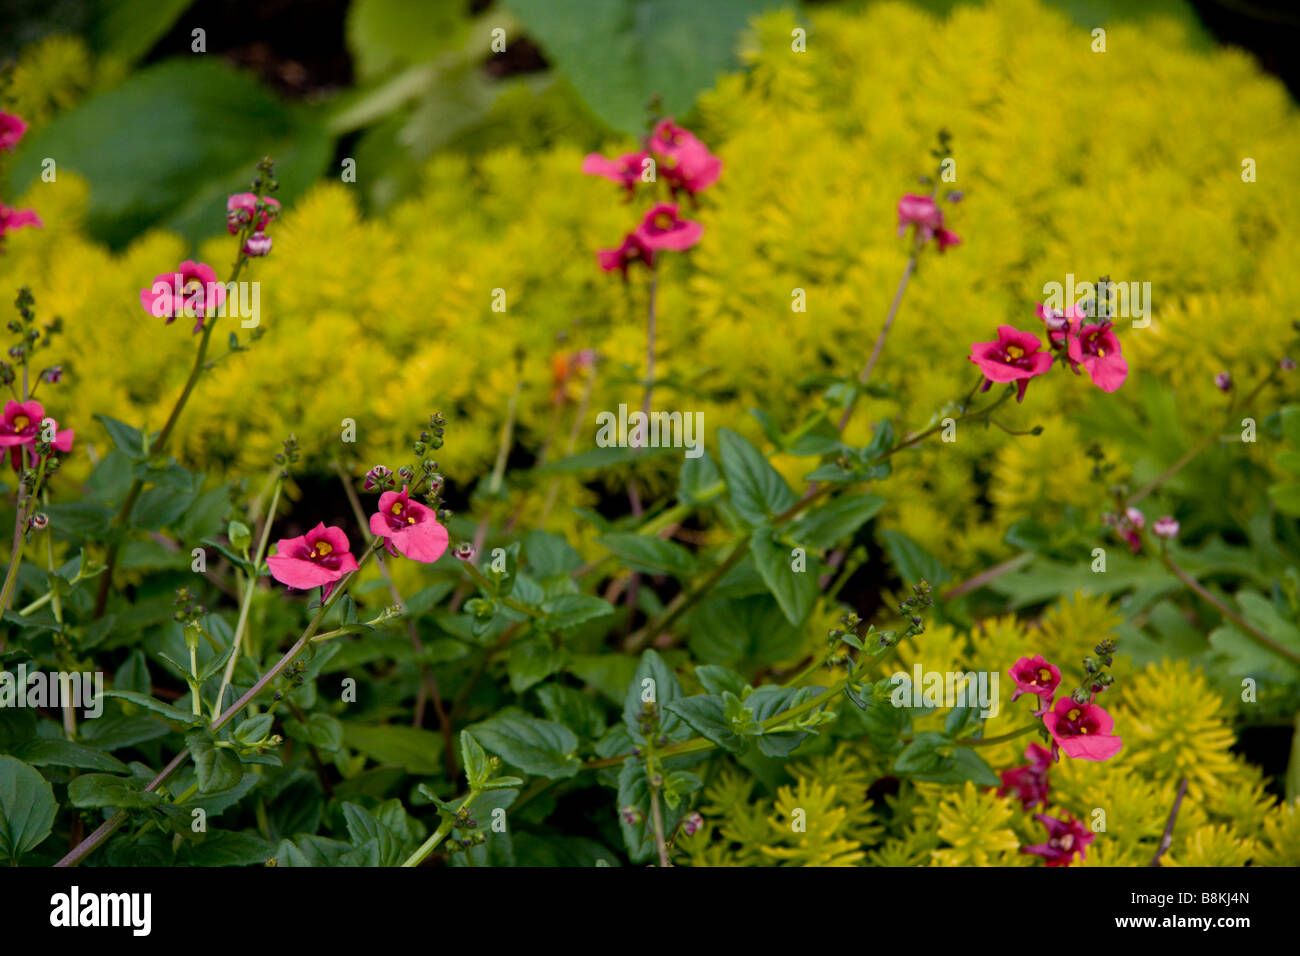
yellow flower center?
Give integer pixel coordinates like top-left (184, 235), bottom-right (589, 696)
top-left (312, 541), bottom-right (333, 557)
top-left (653, 213), bottom-right (674, 230)
top-left (1067, 708), bottom-right (1081, 721)
top-left (1004, 345), bottom-right (1025, 360)
top-left (11, 415), bottom-right (28, 430)
top-left (1037, 667), bottom-right (1052, 682)
top-left (1097, 348), bottom-right (1106, 357)
top-left (391, 502), bottom-right (403, 515)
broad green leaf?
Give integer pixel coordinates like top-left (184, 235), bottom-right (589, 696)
top-left (597, 532), bottom-right (697, 578)
top-left (791, 493), bottom-right (886, 550)
top-left (501, 0), bottom-right (786, 135)
top-left (342, 722), bottom-right (444, 775)
top-left (67, 772), bottom-right (162, 810)
top-left (470, 713), bottom-right (581, 779)
top-left (622, 649), bottom-right (685, 742)
top-left (717, 428), bottom-right (796, 527)
top-left (10, 59), bottom-right (331, 248)
top-left (0, 757), bottom-right (56, 863)
top-left (750, 528), bottom-right (819, 625)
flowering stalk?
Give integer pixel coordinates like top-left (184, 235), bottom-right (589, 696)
top-left (57, 539), bottom-right (383, 868)
top-left (93, 162), bottom-right (279, 618)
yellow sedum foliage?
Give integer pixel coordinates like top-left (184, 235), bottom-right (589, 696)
top-left (4, 2), bottom-right (1298, 867)
top-left (3, 0), bottom-right (1295, 578)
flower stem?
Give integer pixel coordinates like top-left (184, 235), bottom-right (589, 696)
top-left (401, 790), bottom-right (479, 867)
top-left (1160, 551), bottom-right (1300, 667)
top-left (56, 541), bottom-right (380, 868)
top-left (216, 473), bottom-right (283, 711)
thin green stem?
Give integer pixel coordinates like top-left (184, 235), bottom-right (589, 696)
top-left (401, 791), bottom-right (479, 867)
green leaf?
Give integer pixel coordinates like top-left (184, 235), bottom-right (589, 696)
top-left (188, 734), bottom-right (244, 793)
top-left (678, 451), bottom-right (722, 505)
top-left (342, 722), bottom-right (444, 775)
top-left (0, 757), bottom-right (56, 863)
top-left (622, 649), bottom-right (685, 742)
top-left (694, 664), bottom-right (749, 698)
top-left (9, 59), bottom-right (331, 248)
top-left (540, 594), bottom-right (615, 631)
top-left (100, 689), bottom-right (204, 726)
top-left (461, 731), bottom-right (491, 789)
top-left (470, 713), bottom-right (581, 779)
top-left (717, 428), bottom-right (796, 527)
top-left (178, 830), bottom-right (274, 867)
top-left (597, 532), bottom-right (697, 578)
top-left (283, 713), bottom-right (344, 751)
top-left (11, 738), bottom-right (128, 774)
top-left (524, 530), bottom-right (584, 577)
top-left (346, 0), bottom-right (470, 79)
top-left (502, 0), bottom-right (787, 135)
top-left (688, 594), bottom-right (802, 666)
top-left (507, 638), bottom-right (567, 693)
top-left (880, 529), bottom-right (951, 586)
top-left (536, 684), bottom-right (608, 740)
top-left (91, 0), bottom-right (196, 64)
top-left (664, 695), bottom-right (743, 753)
top-left (67, 772), bottom-right (162, 810)
top-left (93, 414), bottom-right (147, 460)
top-left (232, 713), bottom-right (274, 746)
top-left (790, 494), bottom-right (886, 550)
top-left (750, 528), bottom-right (819, 625)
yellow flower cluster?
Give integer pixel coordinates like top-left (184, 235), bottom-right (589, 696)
top-left (3, 0), bottom-right (1296, 579)
top-left (682, 592), bottom-right (1299, 866)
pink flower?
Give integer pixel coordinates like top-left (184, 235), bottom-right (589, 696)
top-left (226, 193), bottom-right (280, 235)
top-left (581, 150), bottom-right (650, 195)
top-left (648, 121), bottom-right (722, 196)
top-left (1152, 516), bottom-right (1180, 539)
top-left (0, 204), bottom-right (43, 241)
top-left (968, 325), bottom-right (1053, 402)
top-left (243, 231), bottom-right (272, 257)
top-left (1008, 655), bottom-right (1061, 711)
top-left (0, 400), bottom-right (73, 470)
top-left (935, 227), bottom-right (961, 252)
top-left (632, 202), bottom-right (703, 252)
top-left (897, 194), bottom-right (943, 241)
top-left (997, 743), bottom-right (1052, 810)
top-left (1022, 813), bottom-right (1094, 867)
top-left (597, 232), bottom-right (655, 279)
top-left (1042, 696), bottom-right (1123, 762)
top-left (139, 261), bottom-right (226, 332)
top-left (268, 523), bottom-right (358, 597)
top-left (369, 486), bottom-right (449, 563)
top-left (0, 112), bottom-right (27, 151)
top-left (1116, 507), bottom-right (1144, 553)
top-left (1067, 322), bottom-right (1128, 392)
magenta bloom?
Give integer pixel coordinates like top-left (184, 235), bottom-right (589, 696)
top-left (0, 112), bottom-right (27, 151)
top-left (0, 203), bottom-right (43, 241)
top-left (1152, 515), bottom-right (1180, 539)
top-left (267, 523), bottom-right (358, 597)
top-left (968, 325), bottom-right (1053, 402)
top-left (1022, 813), bottom-right (1094, 867)
top-left (0, 400), bottom-right (74, 470)
top-left (1042, 696), bottom-right (1123, 762)
top-left (897, 193), bottom-right (943, 241)
top-left (1115, 506), bottom-right (1144, 553)
top-left (369, 486), bottom-right (449, 563)
top-left (139, 260), bottom-right (226, 331)
top-left (997, 742), bottom-right (1052, 810)
top-left (1008, 655), bottom-right (1061, 711)
top-left (581, 150), bottom-right (650, 195)
top-left (648, 120), bottom-right (722, 196)
top-left (597, 232), bottom-right (655, 279)
top-left (934, 227), bottom-right (961, 252)
top-left (1067, 322), bottom-right (1128, 392)
top-left (243, 231), bottom-right (272, 257)
top-left (632, 202), bottom-right (703, 252)
top-left (226, 193), bottom-right (280, 235)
